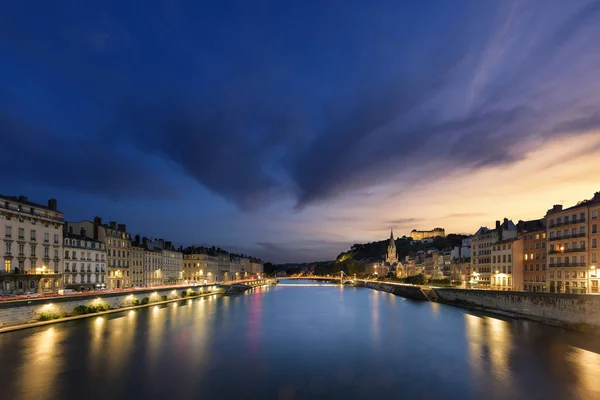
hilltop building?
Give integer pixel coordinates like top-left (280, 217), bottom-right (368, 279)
top-left (410, 228), bottom-right (445, 241)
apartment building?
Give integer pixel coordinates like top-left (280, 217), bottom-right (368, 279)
top-left (518, 220), bottom-right (547, 292)
top-left (131, 241), bottom-right (145, 287)
top-left (470, 218), bottom-right (517, 289)
top-left (0, 195), bottom-right (64, 294)
top-left (63, 227), bottom-right (107, 290)
top-left (490, 238), bottom-right (524, 291)
top-left (68, 217), bottom-right (132, 289)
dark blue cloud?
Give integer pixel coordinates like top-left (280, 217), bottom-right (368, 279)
top-left (1, 0), bottom-right (600, 261)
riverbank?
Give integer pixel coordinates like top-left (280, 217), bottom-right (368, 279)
top-left (0, 280), bottom-right (269, 331)
top-left (0, 290), bottom-right (221, 334)
top-left (355, 279), bottom-right (600, 334)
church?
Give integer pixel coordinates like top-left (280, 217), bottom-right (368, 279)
top-left (384, 229), bottom-right (404, 277)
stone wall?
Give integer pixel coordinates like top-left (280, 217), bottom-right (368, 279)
top-left (359, 281), bottom-right (431, 301)
top-left (434, 288), bottom-right (600, 327)
top-left (0, 284), bottom-right (221, 326)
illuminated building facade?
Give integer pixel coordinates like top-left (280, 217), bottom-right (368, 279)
top-left (518, 220), bottom-right (547, 292)
top-left (0, 195), bottom-right (64, 294)
top-left (63, 228), bottom-right (107, 290)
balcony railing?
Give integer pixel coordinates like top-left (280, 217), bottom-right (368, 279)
top-left (549, 262), bottom-right (587, 267)
top-left (549, 218), bottom-right (586, 228)
top-left (548, 233), bottom-right (586, 241)
top-left (549, 247), bottom-right (586, 254)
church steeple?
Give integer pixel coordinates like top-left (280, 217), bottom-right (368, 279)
top-left (386, 228), bottom-right (398, 264)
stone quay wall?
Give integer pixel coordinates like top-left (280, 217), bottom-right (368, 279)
top-left (0, 284), bottom-right (221, 327)
top-left (433, 288), bottom-right (600, 328)
top-left (358, 280), bottom-right (432, 301)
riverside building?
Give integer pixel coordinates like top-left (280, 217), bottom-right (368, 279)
top-left (518, 219), bottom-right (547, 292)
top-left (546, 192), bottom-right (600, 294)
top-left (470, 219), bottom-right (517, 289)
top-left (0, 195), bottom-right (64, 294)
top-left (63, 226), bottom-right (107, 290)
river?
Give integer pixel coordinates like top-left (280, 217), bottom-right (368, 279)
top-left (0, 280), bottom-right (599, 399)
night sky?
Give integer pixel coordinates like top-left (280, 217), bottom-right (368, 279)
top-left (2, 1), bottom-right (600, 263)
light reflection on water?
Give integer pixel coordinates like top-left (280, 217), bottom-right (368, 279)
top-left (0, 280), bottom-right (599, 399)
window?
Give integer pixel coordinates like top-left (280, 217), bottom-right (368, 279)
top-left (593, 253), bottom-right (597, 263)
top-left (550, 231), bottom-right (555, 239)
top-left (29, 281), bottom-right (35, 289)
top-left (593, 210), bottom-right (598, 220)
top-left (593, 224), bottom-right (598, 234)
top-left (30, 244), bottom-right (36, 257)
top-left (18, 228), bottom-right (24, 238)
top-left (54, 234), bottom-right (59, 244)
top-left (558, 271), bottom-right (562, 278)
top-left (536, 233), bottom-right (540, 240)
top-left (550, 271), bottom-right (554, 278)
top-left (18, 243), bottom-right (24, 256)
top-left (54, 249), bottom-right (58, 259)
top-left (580, 271), bottom-right (586, 279)
top-left (5, 242), bottom-right (12, 255)
top-left (536, 264), bottom-right (540, 271)
top-left (580, 212), bottom-right (585, 220)
top-left (44, 232), bottom-right (49, 243)
top-left (508, 255), bottom-right (512, 262)
top-left (5, 226), bottom-right (12, 237)
top-left (44, 246), bottom-right (49, 258)
top-left (31, 230), bottom-right (36, 240)
top-left (564, 216), bottom-right (569, 223)
top-left (4, 260), bottom-right (10, 273)
top-left (593, 239), bottom-right (598, 249)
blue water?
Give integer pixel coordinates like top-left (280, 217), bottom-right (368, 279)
top-left (0, 280), bottom-right (598, 399)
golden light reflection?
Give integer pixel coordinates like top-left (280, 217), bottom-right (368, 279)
top-left (565, 346), bottom-right (600, 397)
top-left (19, 327), bottom-right (66, 398)
top-left (370, 290), bottom-right (380, 346)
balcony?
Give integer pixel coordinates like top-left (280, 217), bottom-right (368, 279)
top-left (548, 233), bottom-right (586, 241)
top-left (549, 218), bottom-right (586, 228)
top-left (549, 262), bottom-right (587, 268)
top-left (549, 247), bottom-right (586, 254)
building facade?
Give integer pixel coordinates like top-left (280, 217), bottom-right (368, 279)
top-left (490, 238), bottom-right (524, 291)
top-left (518, 220), bottom-right (547, 292)
top-left (131, 243), bottom-right (145, 287)
top-left (183, 252), bottom-right (218, 284)
top-left (63, 229), bottom-right (107, 290)
top-left (546, 192), bottom-right (600, 294)
top-left (144, 248), bottom-right (162, 287)
top-left (410, 228), bottom-right (445, 241)
top-left (162, 249), bottom-right (183, 284)
top-left (68, 217), bottom-right (132, 289)
top-left (0, 196), bottom-right (64, 294)
top-left (470, 219), bottom-right (517, 289)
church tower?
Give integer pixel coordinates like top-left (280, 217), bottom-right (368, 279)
top-left (385, 229), bottom-right (398, 264)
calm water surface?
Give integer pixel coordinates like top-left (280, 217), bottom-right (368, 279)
top-left (1, 280), bottom-right (599, 399)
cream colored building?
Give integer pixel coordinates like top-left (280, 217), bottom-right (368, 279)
top-left (63, 229), bottom-right (107, 290)
top-left (144, 248), bottom-right (162, 287)
top-left (490, 238), bottom-right (524, 291)
top-left (162, 249), bottom-right (183, 284)
top-left (410, 228), bottom-right (445, 241)
top-left (0, 195), bottom-right (64, 294)
top-left (183, 252), bottom-right (218, 284)
top-left (68, 217), bottom-right (132, 289)
top-left (546, 192), bottom-right (600, 294)
top-left (470, 219), bottom-right (517, 289)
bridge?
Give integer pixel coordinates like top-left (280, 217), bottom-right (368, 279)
top-left (278, 274), bottom-right (356, 286)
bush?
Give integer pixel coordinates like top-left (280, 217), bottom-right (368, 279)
top-left (160, 295), bottom-right (168, 302)
top-left (72, 303), bottom-right (110, 315)
top-left (188, 290), bottom-right (196, 296)
top-left (38, 312), bottom-right (60, 321)
top-left (181, 291), bottom-right (187, 298)
top-left (131, 298), bottom-right (140, 306)
top-left (141, 297), bottom-right (149, 305)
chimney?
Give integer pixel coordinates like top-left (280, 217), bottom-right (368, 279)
top-left (118, 224), bottom-right (126, 233)
top-left (165, 241), bottom-right (172, 249)
top-left (80, 227), bottom-right (86, 237)
top-left (594, 192), bottom-right (600, 201)
top-left (109, 221), bottom-right (117, 229)
top-left (135, 234), bottom-right (140, 245)
top-left (93, 217), bottom-right (101, 240)
top-left (48, 198), bottom-right (57, 210)
top-left (142, 237), bottom-right (148, 247)
top-left (18, 195), bottom-right (28, 202)
top-left (495, 220), bottom-right (500, 231)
